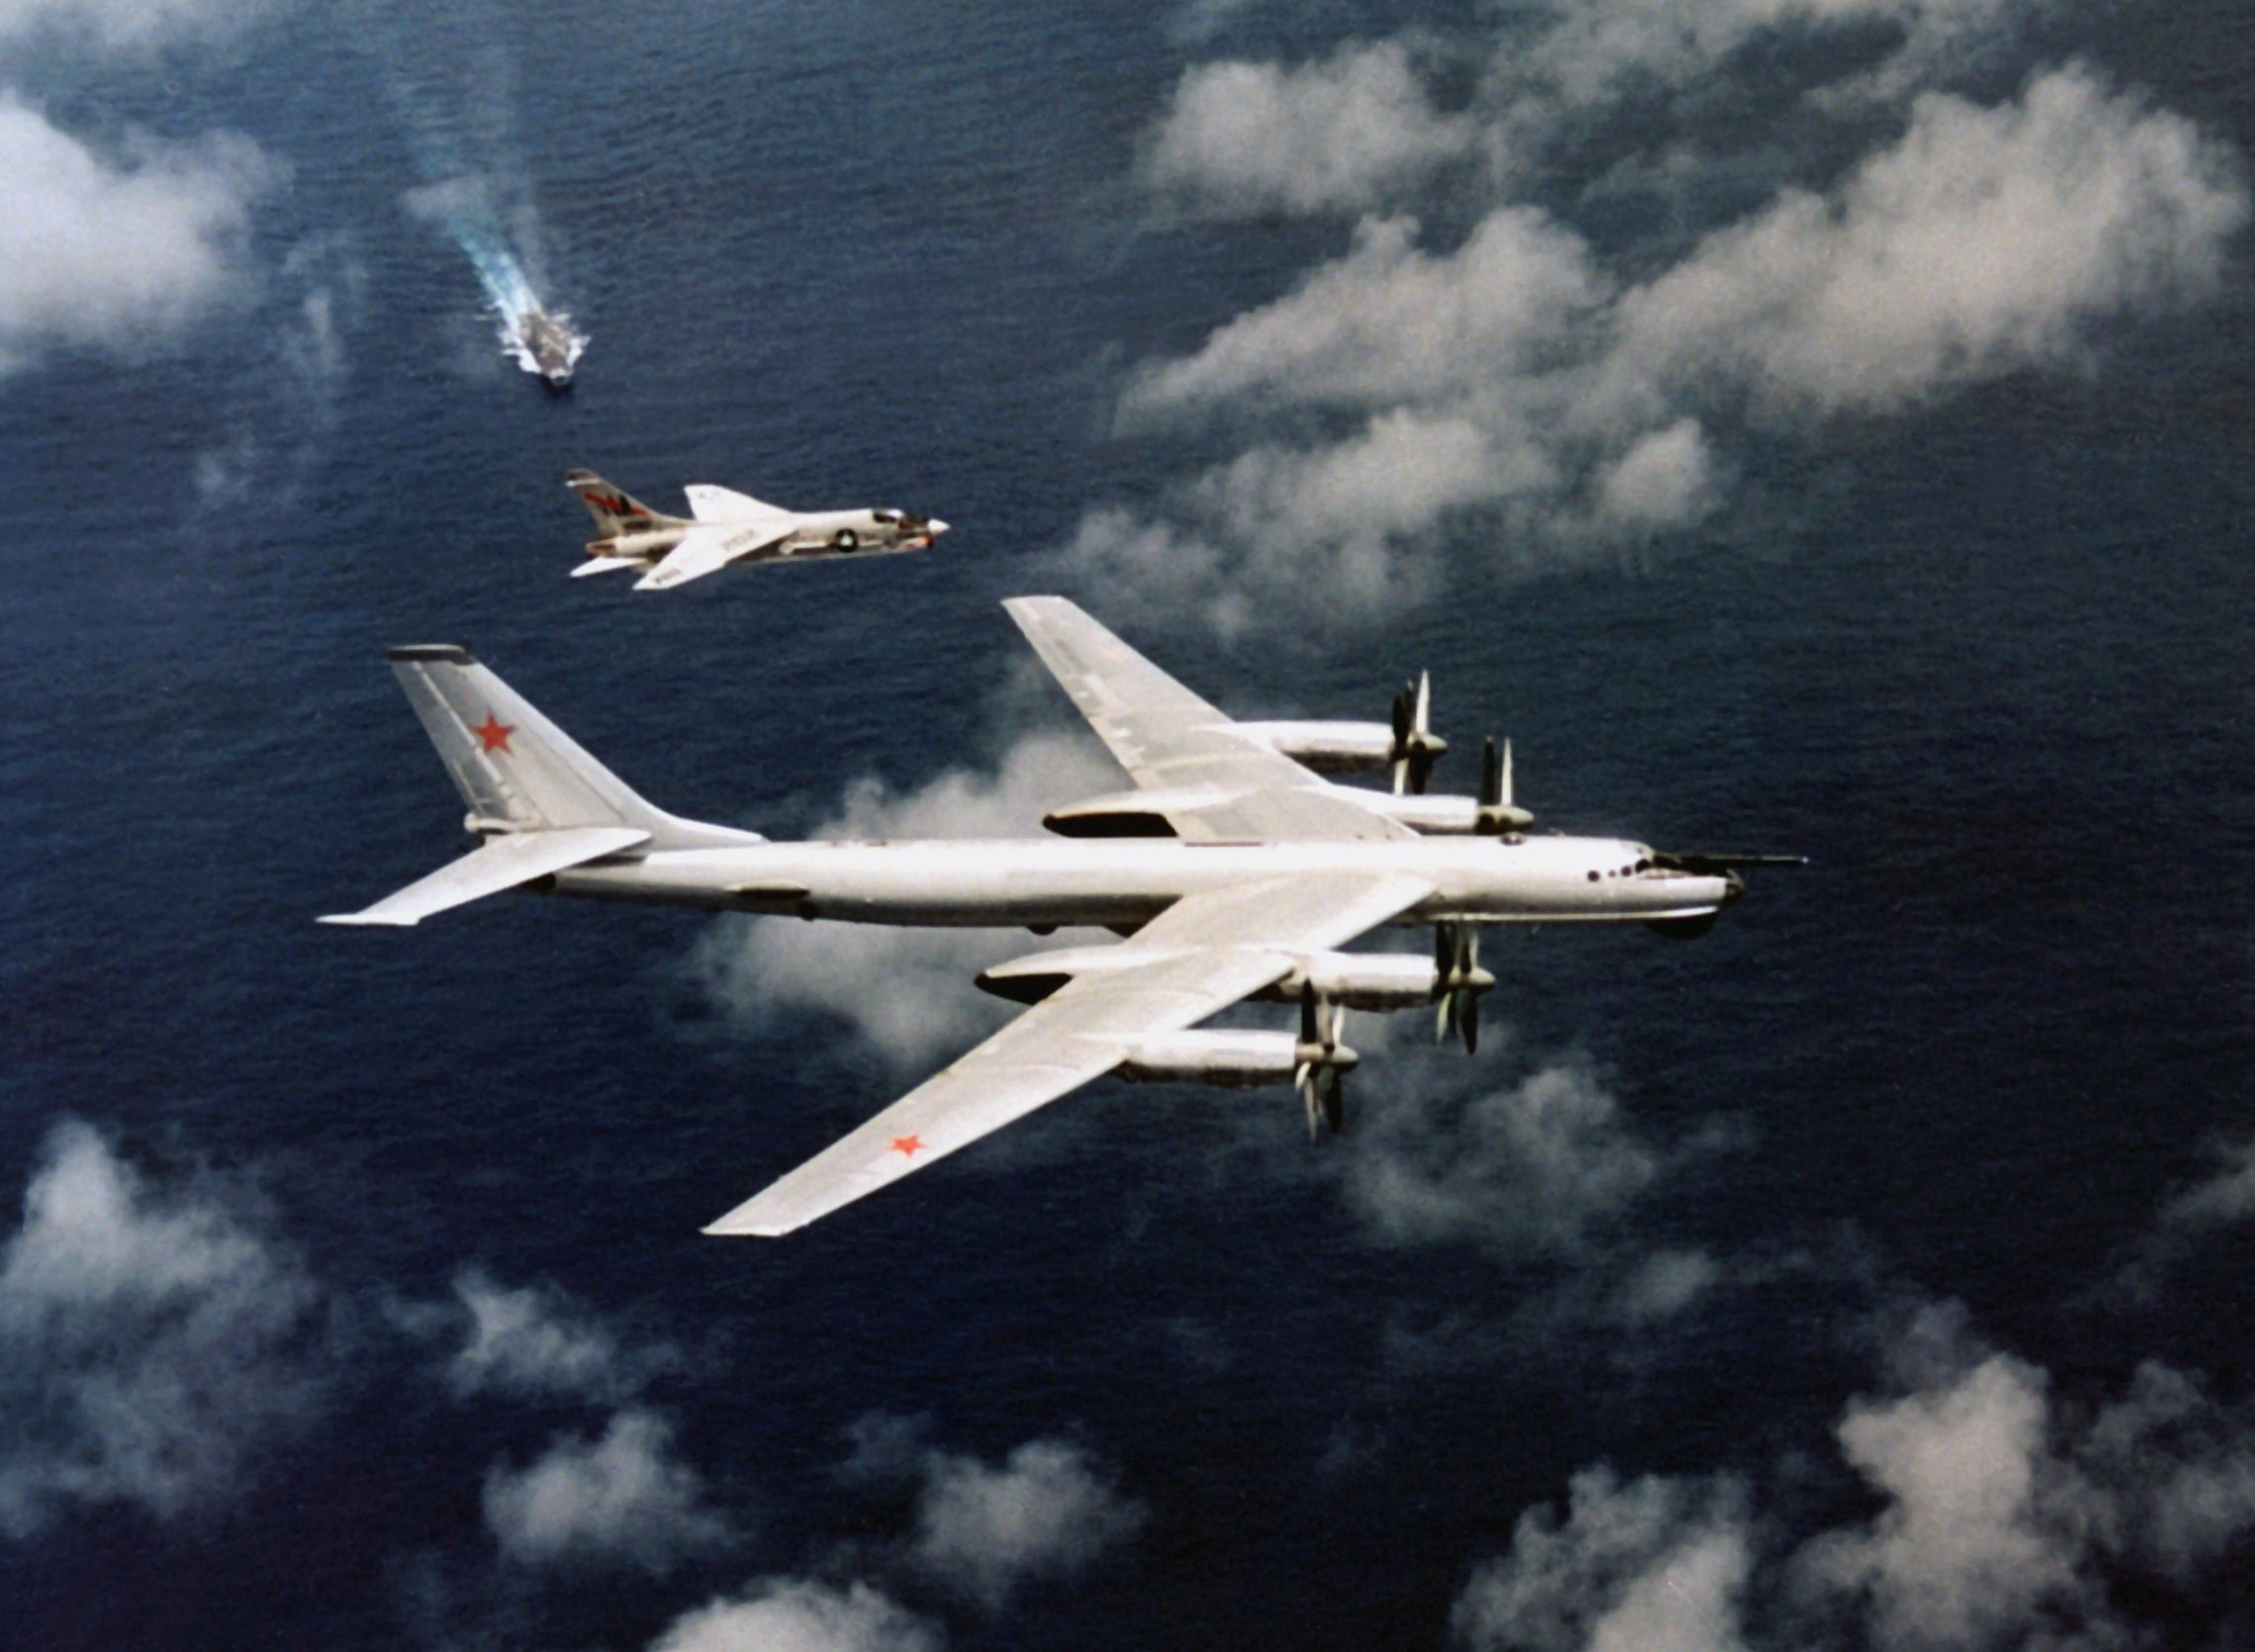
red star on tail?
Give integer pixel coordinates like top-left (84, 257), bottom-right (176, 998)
top-left (890, 1135), bottom-right (926, 1157)
top-left (471, 713), bottom-right (515, 754)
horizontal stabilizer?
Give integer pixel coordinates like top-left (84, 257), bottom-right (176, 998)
top-left (321, 826), bottom-right (648, 927)
top-left (572, 556), bottom-right (641, 579)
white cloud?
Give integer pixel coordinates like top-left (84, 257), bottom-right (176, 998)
top-left (0, 1119), bottom-right (326, 1536)
top-left (1078, 65), bottom-right (2247, 631)
top-left (1797, 1348), bottom-right (2081, 1647)
top-left (908, 1438), bottom-right (1147, 1609)
top-left (1492, 0), bottom-right (2042, 134)
top-left (437, 1267), bottom-right (674, 1405)
top-left (2103, 1135), bottom-right (2255, 1301)
top-left (2159, 1137), bottom-right (2255, 1232)
top-left (838, 1419), bottom-right (1146, 1612)
top-left (1590, 419), bottom-right (1715, 535)
top-left (686, 730), bottom-right (1124, 1068)
top-left (1142, 40), bottom-right (1473, 217)
top-left (483, 1408), bottom-right (732, 1573)
top-left (1610, 1247), bottom-right (1724, 1324)
top-left (649, 1579), bottom-right (940, 1652)
top-left (1342, 1060), bottom-right (1665, 1257)
top-left (2072, 1361), bottom-right (2255, 1585)
top-left (1052, 506), bottom-right (1250, 637)
top-left (1614, 66), bottom-right (2250, 418)
top-left (1182, 408), bottom-right (1521, 611)
top-left (1122, 210), bottom-right (1606, 421)
top-left (1452, 1466), bottom-right (1751, 1652)
top-left (191, 231), bottom-right (367, 516)
top-left (0, 0), bottom-right (266, 53)
top-left (1456, 1302), bottom-right (2255, 1650)
top-left (0, 94), bottom-right (276, 374)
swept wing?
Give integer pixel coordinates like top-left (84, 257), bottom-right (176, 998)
top-left (683, 484), bottom-right (791, 522)
top-left (705, 872), bottom-right (1431, 1235)
top-left (1003, 596), bottom-right (1414, 845)
top-left (635, 521), bottom-right (796, 591)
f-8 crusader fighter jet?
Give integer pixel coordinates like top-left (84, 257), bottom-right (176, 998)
top-left (326, 598), bottom-right (1798, 1236)
top-left (566, 468), bottom-right (949, 592)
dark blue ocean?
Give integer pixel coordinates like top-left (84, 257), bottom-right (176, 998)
top-left (4, 2), bottom-right (2253, 1647)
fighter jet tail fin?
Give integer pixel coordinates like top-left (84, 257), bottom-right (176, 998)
top-left (380, 645), bottom-right (761, 851)
top-left (565, 469), bottom-right (683, 536)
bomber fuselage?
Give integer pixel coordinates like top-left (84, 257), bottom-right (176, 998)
top-left (548, 832), bottom-right (1738, 929)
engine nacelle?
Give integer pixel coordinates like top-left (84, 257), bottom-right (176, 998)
top-left (976, 944), bottom-right (1177, 1004)
top-left (1232, 719), bottom-right (1396, 775)
top-left (1365, 792), bottom-right (1482, 834)
top-left (1253, 952), bottom-right (1438, 1011)
top-left (1043, 785), bottom-right (1244, 838)
top-left (1116, 1030), bottom-right (1358, 1088)
top-left (1363, 791), bottom-right (1532, 836)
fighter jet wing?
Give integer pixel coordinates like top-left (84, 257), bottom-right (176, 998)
top-left (703, 870), bottom-right (1432, 1236)
top-left (634, 521), bottom-right (795, 591)
top-left (1003, 596), bottom-right (1415, 844)
top-left (683, 484), bottom-right (791, 523)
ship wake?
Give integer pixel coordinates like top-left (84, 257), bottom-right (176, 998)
top-left (404, 173), bottom-right (586, 382)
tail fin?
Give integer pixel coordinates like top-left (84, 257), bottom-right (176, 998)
top-left (385, 645), bottom-right (754, 848)
top-left (325, 647), bottom-right (759, 926)
top-left (566, 469), bottom-right (682, 537)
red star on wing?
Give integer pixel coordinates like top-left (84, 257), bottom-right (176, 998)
top-left (890, 1135), bottom-right (926, 1157)
top-left (471, 713), bottom-right (516, 754)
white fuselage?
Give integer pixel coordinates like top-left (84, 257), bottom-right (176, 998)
top-left (548, 832), bottom-right (1737, 929)
top-left (600, 507), bottom-right (943, 566)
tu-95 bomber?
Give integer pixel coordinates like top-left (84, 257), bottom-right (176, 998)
top-left (325, 597), bottom-right (1800, 1235)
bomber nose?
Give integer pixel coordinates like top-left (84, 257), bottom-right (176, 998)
top-left (927, 518), bottom-right (950, 537)
top-left (1720, 871), bottom-right (1745, 906)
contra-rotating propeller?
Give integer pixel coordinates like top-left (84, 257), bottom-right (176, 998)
top-left (1433, 923), bottom-right (1497, 1054)
top-left (1294, 984), bottom-right (1355, 1139)
top-left (1475, 737), bottom-right (1536, 836)
top-left (1389, 672), bottom-right (1449, 795)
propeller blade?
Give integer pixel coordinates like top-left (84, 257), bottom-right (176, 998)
top-left (1390, 687), bottom-right (1411, 747)
top-left (1434, 922), bottom-right (1451, 985)
top-left (1326, 1001), bottom-right (1346, 1049)
top-left (1481, 737), bottom-right (1501, 808)
top-left (1320, 1065), bottom-right (1346, 1135)
top-left (1461, 991), bottom-right (1479, 1055)
top-left (1501, 738), bottom-right (1515, 811)
top-left (1413, 670), bottom-right (1431, 734)
top-left (1299, 982), bottom-right (1318, 1045)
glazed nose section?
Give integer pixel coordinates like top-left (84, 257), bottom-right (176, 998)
top-left (1720, 871), bottom-right (1746, 907)
top-left (927, 518), bottom-right (951, 537)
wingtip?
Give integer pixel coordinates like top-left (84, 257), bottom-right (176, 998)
top-left (701, 1188), bottom-right (807, 1238)
top-left (701, 1214), bottom-right (791, 1239)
